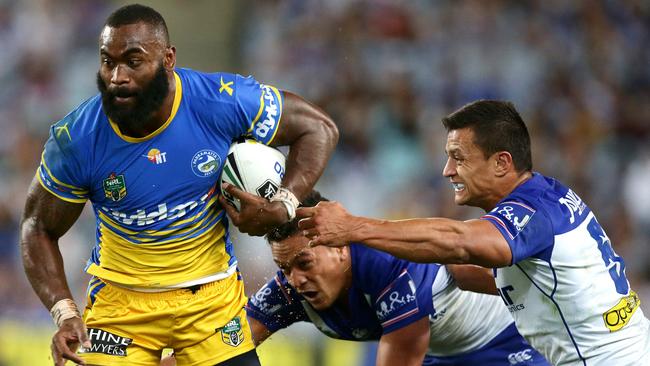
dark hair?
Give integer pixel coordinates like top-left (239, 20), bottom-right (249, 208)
top-left (266, 191), bottom-right (329, 243)
top-left (104, 4), bottom-right (170, 45)
top-left (442, 100), bottom-right (532, 172)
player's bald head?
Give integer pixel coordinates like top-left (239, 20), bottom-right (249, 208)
top-left (103, 4), bottom-right (170, 47)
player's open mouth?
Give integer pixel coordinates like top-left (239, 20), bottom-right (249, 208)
top-left (452, 182), bottom-right (465, 192)
top-left (302, 291), bottom-right (319, 300)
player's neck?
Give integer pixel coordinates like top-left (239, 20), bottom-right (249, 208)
top-left (482, 171), bottom-right (533, 211)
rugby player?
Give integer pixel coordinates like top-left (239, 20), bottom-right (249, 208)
top-left (298, 100), bottom-right (650, 365)
top-left (236, 191), bottom-right (549, 365)
top-left (20, 4), bottom-right (337, 366)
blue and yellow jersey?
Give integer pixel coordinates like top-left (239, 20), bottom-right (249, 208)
top-left (37, 68), bottom-right (283, 288)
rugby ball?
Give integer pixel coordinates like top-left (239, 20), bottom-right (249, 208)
top-left (220, 139), bottom-right (286, 211)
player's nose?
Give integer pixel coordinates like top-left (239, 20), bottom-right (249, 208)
top-left (442, 157), bottom-right (456, 177)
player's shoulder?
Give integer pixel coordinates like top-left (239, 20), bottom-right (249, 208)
top-left (507, 172), bottom-right (592, 232)
top-left (175, 67), bottom-right (259, 103)
top-left (49, 94), bottom-right (104, 152)
top-left (350, 244), bottom-right (418, 290)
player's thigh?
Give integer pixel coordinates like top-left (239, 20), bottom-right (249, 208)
top-left (78, 279), bottom-right (168, 365)
top-left (173, 275), bottom-right (255, 366)
top-left (214, 349), bottom-right (260, 366)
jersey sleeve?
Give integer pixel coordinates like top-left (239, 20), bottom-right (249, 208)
top-left (481, 199), bottom-right (554, 264)
top-left (234, 74), bottom-right (283, 145)
top-left (37, 120), bottom-right (90, 203)
top-left (353, 245), bottom-right (434, 334)
top-left (245, 273), bottom-right (308, 333)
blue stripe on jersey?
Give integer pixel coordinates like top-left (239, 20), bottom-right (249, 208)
top-left (516, 263), bottom-right (587, 364)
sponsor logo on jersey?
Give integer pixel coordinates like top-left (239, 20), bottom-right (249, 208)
top-left (559, 189), bottom-right (586, 224)
top-left (256, 179), bottom-right (279, 199)
top-left (254, 85), bottom-right (280, 139)
top-left (191, 149), bottom-right (221, 177)
top-left (497, 285), bottom-right (525, 313)
top-left (219, 316), bottom-right (244, 347)
top-left (508, 349), bottom-right (533, 365)
top-left (143, 148), bottom-right (167, 164)
top-left (219, 76), bottom-right (234, 96)
top-left (603, 291), bottom-right (640, 332)
top-left (103, 173), bottom-right (127, 202)
top-left (484, 201), bottom-right (535, 239)
top-left (101, 185), bottom-right (216, 226)
top-left (79, 328), bottom-right (132, 356)
top-left (376, 270), bottom-right (418, 326)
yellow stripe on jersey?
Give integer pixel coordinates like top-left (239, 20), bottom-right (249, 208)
top-left (88, 221), bottom-right (230, 287)
top-left (36, 172), bottom-right (88, 203)
top-left (39, 154), bottom-right (89, 193)
top-left (96, 196), bottom-right (222, 239)
top-left (249, 91), bottom-right (265, 131)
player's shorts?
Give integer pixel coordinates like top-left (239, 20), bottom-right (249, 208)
top-left (78, 272), bottom-right (255, 366)
top-left (423, 323), bottom-right (549, 365)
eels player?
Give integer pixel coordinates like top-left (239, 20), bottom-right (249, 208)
top-left (20, 4), bottom-right (337, 366)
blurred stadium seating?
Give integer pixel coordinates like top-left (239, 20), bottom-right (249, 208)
top-left (1, 1), bottom-right (648, 365)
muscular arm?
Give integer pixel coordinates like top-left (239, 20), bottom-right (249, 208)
top-left (248, 317), bottom-right (273, 346)
top-left (376, 317), bottom-right (430, 366)
top-left (270, 91), bottom-right (338, 201)
top-left (447, 264), bottom-right (498, 295)
top-left (298, 202), bottom-right (512, 267)
top-left (20, 177), bottom-right (85, 309)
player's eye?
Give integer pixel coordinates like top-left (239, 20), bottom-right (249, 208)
top-left (297, 260), bottom-right (313, 270)
top-left (102, 58), bottom-right (113, 67)
top-left (128, 59), bottom-right (142, 67)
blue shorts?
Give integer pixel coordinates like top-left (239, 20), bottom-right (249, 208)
top-left (423, 323), bottom-right (549, 366)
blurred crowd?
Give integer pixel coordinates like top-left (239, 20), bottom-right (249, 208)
top-left (0, 0), bottom-right (649, 363)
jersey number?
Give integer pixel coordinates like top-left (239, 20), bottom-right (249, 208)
top-left (587, 217), bottom-right (628, 295)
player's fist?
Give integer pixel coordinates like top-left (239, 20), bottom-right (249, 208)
top-left (219, 183), bottom-right (288, 236)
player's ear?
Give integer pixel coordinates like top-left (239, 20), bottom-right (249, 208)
top-left (164, 46), bottom-right (176, 70)
top-left (494, 151), bottom-right (513, 177)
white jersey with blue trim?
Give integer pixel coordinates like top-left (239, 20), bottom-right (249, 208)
top-left (482, 172), bottom-right (650, 365)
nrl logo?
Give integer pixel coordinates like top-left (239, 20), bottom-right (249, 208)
top-left (103, 173), bottom-right (127, 202)
top-left (219, 316), bottom-right (244, 347)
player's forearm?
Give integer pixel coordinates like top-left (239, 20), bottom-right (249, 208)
top-left (20, 218), bottom-right (74, 310)
top-left (352, 217), bottom-right (472, 264)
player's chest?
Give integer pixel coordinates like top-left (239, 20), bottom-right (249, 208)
top-left (89, 124), bottom-right (230, 207)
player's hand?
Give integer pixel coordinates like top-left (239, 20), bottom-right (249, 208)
top-left (297, 201), bottom-right (356, 247)
top-left (219, 183), bottom-right (288, 236)
top-left (51, 317), bottom-right (91, 366)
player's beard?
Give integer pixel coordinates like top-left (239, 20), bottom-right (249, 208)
top-left (97, 63), bottom-right (169, 133)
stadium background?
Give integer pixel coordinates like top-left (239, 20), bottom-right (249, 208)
top-left (0, 1), bottom-right (649, 365)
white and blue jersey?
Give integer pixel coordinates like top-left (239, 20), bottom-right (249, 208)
top-left (483, 173), bottom-right (650, 365)
top-left (246, 244), bottom-right (549, 365)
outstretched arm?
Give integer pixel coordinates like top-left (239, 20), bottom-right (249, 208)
top-left (376, 317), bottom-right (430, 366)
top-left (220, 91), bottom-right (338, 236)
top-left (297, 201), bottom-right (512, 267)
top-left (20, 177), bottom-right (90, 365)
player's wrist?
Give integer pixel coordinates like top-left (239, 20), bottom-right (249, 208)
top-left (50, 298), bottom-right (82, 327)
top-left (270, 187), bottom-right (300, 221)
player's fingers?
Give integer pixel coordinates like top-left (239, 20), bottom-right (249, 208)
top-left (77, 326), bottom-right (91, 349)
top-left (218, 196), bottom-right (240, 222)
top-left (297, 217), bottom-right (316, 231)
top-left (52, 336), bottom-right (86, 366)
top-left (296, 207), bottom-right (315, 219)
top-left (222, 182), bottom-right (254, 201)
top-left (302, 228), bottom-right (319, 239)
top-left (51, 341), bottom-right (63, 366)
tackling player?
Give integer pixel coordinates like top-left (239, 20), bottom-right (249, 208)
top-left (20, 4), bottom-right (337, 366)
top-left (232, 191), bottom-right (549, 365)
top-left (298, 100), bottom-right (650, 365)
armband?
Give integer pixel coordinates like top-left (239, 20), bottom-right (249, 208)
top-left (50, 298), bottom-right (82, 327)
top-left (270, 187), bottom-right (300, 221)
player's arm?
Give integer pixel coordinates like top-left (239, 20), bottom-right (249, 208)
top-left (20, 177), bottom-right (90, 365)
top-left (446, 264), bottom-right (498, 295)
top-left (248, 316), bottom-right (273, 346)
top-left (221, 92), bottom-right (338, 236)
top-left (298, 201), bottom-right (512, 267)
top-left (376, 317), bottom-right (430, 366)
